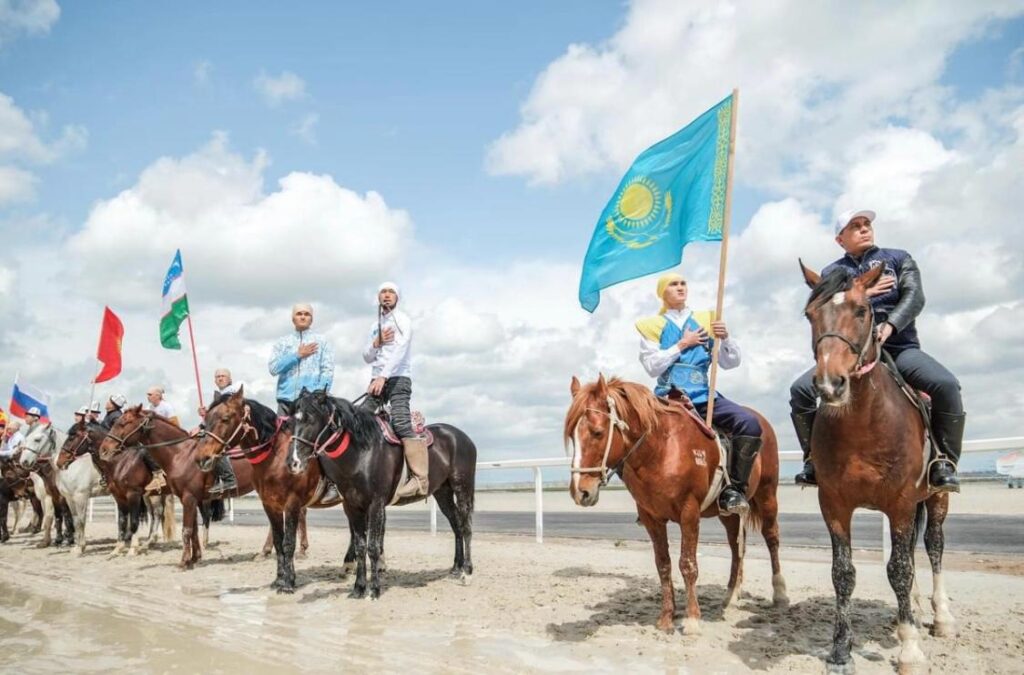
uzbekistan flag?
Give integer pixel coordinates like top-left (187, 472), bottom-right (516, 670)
top-left (9, 377), bottom-right (51, 422)
top-left (160, 249), bottom-right (190, 350)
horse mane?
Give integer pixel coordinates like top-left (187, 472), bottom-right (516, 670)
top-left (806, 268), bottom-right (854, 311)
top-left (564, 377), bottom-right (685, 442)
top-left (245, 397), bottom-right (290, 438)
top-left (327, 395), bottom-right (381, 447)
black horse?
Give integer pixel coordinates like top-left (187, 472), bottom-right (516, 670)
top-left (289, 390), bottom-right (476, 599)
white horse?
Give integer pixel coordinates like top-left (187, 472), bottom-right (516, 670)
top-left (19, 423), bottom-right (105, 555)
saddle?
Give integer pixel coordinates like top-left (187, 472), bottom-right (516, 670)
top-left (664, 388), bottom-right (717, 440)
top-left (376, 410), bottom-right (434, 446)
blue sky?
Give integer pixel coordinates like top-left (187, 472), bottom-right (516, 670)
top-left (1, 1), bottom-right (1022, 473)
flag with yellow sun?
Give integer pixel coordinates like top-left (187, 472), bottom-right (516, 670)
top-left (579, 93), bottom-right (734, 312)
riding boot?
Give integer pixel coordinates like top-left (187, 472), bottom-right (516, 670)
top-left (394, 437), bottom-right (429, 501)
top-left (718, 435), bottom-right (762, 515)
top-left (209, 455), bottom-right (238, 495)
top-left (791, 410), bottom-right (817, 486)
top-left (140, 450), bottom-right (165, 492)
top-left (321, 480), bottom-right (341, 503)
top-left (929, 411), bottom-right (965, 493)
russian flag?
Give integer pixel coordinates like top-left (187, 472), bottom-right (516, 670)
top-left (9, 378), bottom-right (51, 422)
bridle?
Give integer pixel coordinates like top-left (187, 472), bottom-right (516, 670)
top-left (105, 414), bottom-right (190, 453)
top-left (57, 428), bottom-right (94, 468)
top-left (21, 427), bottom-right (58, 468)
top-left (290, 399), bottom-right (350, 459)
top-left (569, 395), bottom-right (650, 487)
top-left (197, 407), bottom-right (257, 455)
top-left (813, 302), bottom-right (880, 377)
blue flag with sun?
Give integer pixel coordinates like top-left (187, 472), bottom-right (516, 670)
top-left (578, 93), bottom-right (734, 312)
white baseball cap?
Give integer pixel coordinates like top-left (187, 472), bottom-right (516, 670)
top-left (26, 407), bottom-right (41, 417)
top-left (834, 209), bottom-right (876, 236)
top-left (75, 406), bottom-right (89, 416)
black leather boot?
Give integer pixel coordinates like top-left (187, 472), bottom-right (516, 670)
top-left (719, 435), bottom-right (761, 515)
top-left (929, 411), bottom-right (965, 493)
top-left (209, 455), bottom-right (238, 495)
top-left (791, 410), bottom-right (817, 486)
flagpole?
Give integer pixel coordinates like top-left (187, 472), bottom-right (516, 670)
top-left (89, 310), bottom-right (105, 408)
top-left (705, 88), bottom-right (739, 427)
top-left (186, 315), bottom-right (204, 409)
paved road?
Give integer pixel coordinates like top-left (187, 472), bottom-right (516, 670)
top-left (220, 508), bottom-right (1024, 554)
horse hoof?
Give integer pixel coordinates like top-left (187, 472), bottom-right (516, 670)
top-left (275, 585), bottom-right (295, 595)
top-left (369, 589), bottom-right (380, 600)
top-left (931, 620), bottom-right (957, 638)
top-left (656, 618), bottom-right (674, 634)
top-left (460, 572), bottom-right (472, 587)
top-left (897, 660), bottom-right (927, 675)
top-left (350, 587), bottom-right (367, 600)
top-left (825, 660), bottom-right (856, 674)
top-left (681, 617), bottom-right (701, 636)
top-left (71, 547), bottom-right (84, 557)
top-left (297, 549), bottom-right (308, 560)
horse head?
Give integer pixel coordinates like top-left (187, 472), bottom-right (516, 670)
top-left (56, 421), bottom-right (92, 470)
top-left (800, 260), bottom-right (885, 407)
top-left (19, 423), bottom-right (56, 470)
top-left (195, 388), bottom-right (253, 473)
top-left (288, 388), bottom-right (333, 475)
top-left (565, 374), bottom-right (651, 507)
top-left (99, 405), bottom-right (150, 462)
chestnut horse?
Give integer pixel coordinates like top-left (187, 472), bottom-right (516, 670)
top-left (801, 262), bottom-right (953, 674)
top-left (58, 421), bottom-right (175, 555)
top-left (100, 406), bottom-right (254, 568)
top-left (566, 375), bottom-right (787, 635)
top-left (195, 390), bottom-right (352, 593)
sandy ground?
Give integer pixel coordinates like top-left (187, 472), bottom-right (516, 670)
top-left (1, 519), bottom-right (1022, 674)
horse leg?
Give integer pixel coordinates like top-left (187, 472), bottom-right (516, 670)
top-left (179, 496), bottom-right (198, 569)
top-left (454, 481), bottom-right (473, 578)
top-left (199, 501), bottom-right (211, 549)
top-left (127, 497), bottom-right (143, 555)
top-left (433, 483), bottom-right (464, 576)
top-left (63, 503), bottom-right (76, 547)
top-left (70, 495), bottom-right (88, 556)
top-left (924, 493), bottom-right (955, 637)
top-left (143, 495), bottom-right (160, 550)
top-left (346, 505), bottom-right (368, 599)
top-left (822, 503), bottom-right (856, 673)
top-left (298, 507), bottom-right (309, 559)
top-left (0, 499), bottom-right (8, 542)
top-left (678, 499), bottom-right (702, 635)
top-left (278, 507), bottom-right (300, 593)
top-left (110, 504), bottom-right (128, 557)
top-left (719, 514), bottom-right (744, 609)
top-left (757, 489), bottom-right (788, 607)
top-left (342, 520), bottom-right (357, 578)
top-left (887, 509), bottom-right (927, 674)
top-left (261, 527), bottom-right (275, 558)
top-left (366, 502), bottom-right (387, 600)
top-left (637, 507), bottom-right (675, 633)
top-left (36, 495), bottom-right (52, 543)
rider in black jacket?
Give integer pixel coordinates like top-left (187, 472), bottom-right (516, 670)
top-left (790, 209), bottom-right (965, 492)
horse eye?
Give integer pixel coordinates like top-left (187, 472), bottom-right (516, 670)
top-left (855, 307), bottom-right (868, 319)
top-left (294, 412), bottom-right (303, 421)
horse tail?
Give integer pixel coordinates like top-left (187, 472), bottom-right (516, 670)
top-left (746, 495), bottom-right (764, 537)
top-left (912, 499), bottom-right (927, 549)
top-left (162, 495), bottom-right (176, 541)
top-left (210, 498), bottom-right (226, 522)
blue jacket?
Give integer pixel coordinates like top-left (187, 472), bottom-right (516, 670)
top-left (654, 314), bottom-right (717, 404)
top-left (268, 331), bottom-right (335, 403)
top-left (822, 246), bottom-right (923, 354)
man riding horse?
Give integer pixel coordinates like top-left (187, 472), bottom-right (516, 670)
top-left (360, 281), bottom-right (427, 501)
top-left (636, 273), bottom-right (762, 514)
top-left (790, 209), bottom-right (964, 492)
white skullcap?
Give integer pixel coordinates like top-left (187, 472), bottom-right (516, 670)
top-left (292, 303), bottom-right (314, 315)
top-left (834, 209), bottom-right (876, 236)
top-left (378, 281), bottom-right (400, 297)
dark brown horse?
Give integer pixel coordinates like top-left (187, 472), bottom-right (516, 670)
top-left (100, 406), bottom-right (254, 568)
top-left (0, 457), bottom-right (43, 542)
top-left (26, 453), bottom-right (74, 548)
top-left (58, 422), bottom-right (175, 555)
top-left (801, 262), bottom-right (953, 674)
top-left (195, 390), bottom-right (350, 593)
top-left (565, 375), bottom-right (787, 635)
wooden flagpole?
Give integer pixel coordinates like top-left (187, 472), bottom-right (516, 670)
top-left (705, 88), bottom-right (739, 426)
top-left (88, 310), bottom-right (105, 408)
top-left (186, 314), bottom-right (204, 410)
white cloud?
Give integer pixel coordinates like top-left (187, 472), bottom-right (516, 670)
top-left (290, 112), bottom-right (318, 145)
top-left (65, 133), bottom-right (412, 310)
top-left (253, 70), bottom-right (306, 106)
top-left (0, 164), bottom-right (35, 203)
top-left (194, 59), bottom-right (212, 86)
top-left (487, 0), bottom-right (1024, 196)
top-left (0, 0), bottom-right (59, 45)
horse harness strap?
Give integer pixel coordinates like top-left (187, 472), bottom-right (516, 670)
top-left (571, 395), bottom-right (650, 486)
top-left (814, 309), bottom-right (879, 377)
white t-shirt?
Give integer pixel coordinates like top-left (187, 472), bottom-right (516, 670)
top-left (147, 400), bottom-right (176, 420)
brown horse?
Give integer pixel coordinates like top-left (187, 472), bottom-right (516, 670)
top-left (100, 406), bottom-right (255, 569)
top-left (565, 375), bottom-right (786, 635)
top-left (800, 261), bottom-right (953, 674)
top-left (58, 421), bottom-right (175, 555)
top-left (194, 390), bottom-right (350, 593)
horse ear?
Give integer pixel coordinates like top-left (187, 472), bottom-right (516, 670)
top-left (570, 376), bottom-right (581, 398)
top-left (855, 263), bottom-right (885, 290)
top-left (799, 258), bottom-right (820, 289)
top-left (132, 404), bottom-right (143, 413)
top-left (596, 373), bottom-right (608, 395)
top-left (233, 386), bottom-right (245, 400)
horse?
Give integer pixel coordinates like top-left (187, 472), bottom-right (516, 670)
top-left (100, 406), bottom-right (254, 568)
top-left (800, 262), bottom-right (953, 674)
top-left (58, 421), bottom-right (176, 556)
top-left (195, 390), bottom-right (359, 593)
top-left (565, 374), bottom-right (787, 635)
top-left (289, 390), bottom-right (476, 599)
top-left (0, 457), bottom-right (44, 542)
top-left (19, 423), bottom-right (105, 555)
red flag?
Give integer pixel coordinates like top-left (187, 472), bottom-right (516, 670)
top-left (95, 307), bottom-right (124, 383)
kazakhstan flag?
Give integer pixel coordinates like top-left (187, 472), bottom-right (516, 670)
top-left (579, 93), bottom-right (734, 312)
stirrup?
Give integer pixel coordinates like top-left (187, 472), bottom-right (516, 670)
top-left (209, 480), bottom-right (237, 496)
top-left (718, 487), bottom-right (749, 516)
top-left (928, 457), bottom-right (960, 494)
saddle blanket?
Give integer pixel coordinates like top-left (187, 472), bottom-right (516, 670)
top-left (377, 411), bottom-right (434, 446)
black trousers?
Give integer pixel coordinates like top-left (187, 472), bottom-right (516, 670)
top-left (790, 347), bottom-right (963, 415)
top-left (359, 376), bottom-right (414, 439)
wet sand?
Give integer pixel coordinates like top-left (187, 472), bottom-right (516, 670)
top-left (1, 521), bottom-right (1022, 674)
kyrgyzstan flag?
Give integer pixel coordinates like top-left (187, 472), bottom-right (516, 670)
top-left (95, 306), bottom-right (124, 383)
